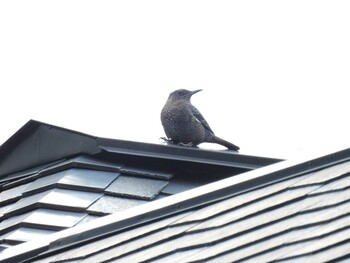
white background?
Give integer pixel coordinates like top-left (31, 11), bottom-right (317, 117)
top-left (1, 1), bottom-right (349, 159)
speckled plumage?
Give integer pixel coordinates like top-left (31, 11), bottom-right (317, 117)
top-left (161, 89), bottom-right (240, 151)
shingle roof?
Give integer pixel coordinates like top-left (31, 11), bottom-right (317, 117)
top-left (12, 148), bottom-right (349, 263)
top-left (1, 139), bottom-right (350, 263)
top-left (0, 120), bottom-right (279, 262)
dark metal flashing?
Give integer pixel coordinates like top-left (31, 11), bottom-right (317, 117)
top-left (0, 161), bottom-right (59, 185)
top-left (36, 155), bottom-right (122, 180)
top-left (98, 140), bottom-right (279, 170)
top-left (119, 166), bottom-right (173, 180)
top-left (0, 156), bottom-right (121, 193)
top-left (0, 120), bottom-right (281, 180)
top-left (0, 120), bottom-right (100, 179)
top-left (1, 147), bottom-right (349, 263)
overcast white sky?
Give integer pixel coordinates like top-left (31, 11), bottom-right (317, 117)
top-left (1, 1), bottom-right (350, 159)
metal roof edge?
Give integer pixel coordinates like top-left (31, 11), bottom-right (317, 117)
top-left (98, 138), bottom-right (281, 169)
top-left (0, 120), bottom-right (97, 151)
top-left (1, 147), bottom-right (350, 263)
top-left (0, 120), bottom-right (100, 178)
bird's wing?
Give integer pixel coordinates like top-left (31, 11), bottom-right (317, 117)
top-left (190, 105), bottom-right (215, 134)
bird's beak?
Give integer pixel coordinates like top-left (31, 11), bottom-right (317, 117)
top-left (190, 89), bottom-right (202, 96)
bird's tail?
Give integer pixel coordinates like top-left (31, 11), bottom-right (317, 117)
top-left (212, 135), bottom-right (240, 151)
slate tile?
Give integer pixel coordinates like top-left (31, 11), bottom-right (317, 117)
top-left (174, 176), bottom-right (314, 224)
top-left (189, 186), bottom-right (319, 231)
top-left (23, 173), bottom-right (65, 196)
top-left (301, 188), bottom-right (350, 212)
top-left (39, 189), bottom-right (102, 211)
top-left (0, 203), bottom-right (16, 220)
top-left (2, 227), bottom-right (56, 243)
top-left (87, 195), bottom-right (147, 215)
top-left (24, 168), bottom-right (120, 196)
top-left (52, 212), bottom-right (193, 262)
top-left (76, 214), bottom-right (101, 226)
top-left (83, 223), bottom-right (198, 263)
top-left (310, 173), bottom-right (350, 194)
top-left (5, 191), bottom-right (49, 217)
top-left (57, 168), bottom-right (120, 190)
top-left (2, 174), bottom-right (39, 191)
top-left (0, 243), bottom-right (12, 252)
top-left (293, 240), bottom-right (350, 262)
top-left (292, 161), bottom-right (350, 187)
top-left (23, 208), bottom-right (86, 229)
top-left (0, 212), bottom-right (30, 235)
top-left (0, 208), bottom-right (86, 239)
top-left (39, 155), bottom-right (122, 177)
top-left (177, 200), bottom-right (350, 262)
top-left (246, 236), bottom-right (326, 263)
top-left (151, 248), bottom-right (204, 263)
top-left (6, 189), bottom-right (102, 216)
top-left (274, 227), bottom-right (350, 262)
top-left (105, 176), bottom-right (168, 200)
top-left (0, 183), bottom-right (29, 206)
top-left (288, 211), bottom-right (350, 243)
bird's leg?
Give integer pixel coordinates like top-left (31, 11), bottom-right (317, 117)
top-left (160, 137), bottom-right (196, 148)
top-left (160, 137), bottom-right (174, 144)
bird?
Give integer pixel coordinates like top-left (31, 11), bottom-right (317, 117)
top-left (161, 89), bottom-right (240, 151)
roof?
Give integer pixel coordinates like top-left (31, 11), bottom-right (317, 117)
top-left (2, 121), bottom-right (350, 262)
top-left (2, 147), bottom-right (350, 262)
top-left (0, 120), bottom-right (281, 262)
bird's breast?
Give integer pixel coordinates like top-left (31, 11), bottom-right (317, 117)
top-left (161, 102), bottom-right (206, 144)
top-left (161, 103), bottom-right (190, 125)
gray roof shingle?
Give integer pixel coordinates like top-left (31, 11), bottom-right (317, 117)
top-left (19, 157), bottom-right (350, 263)
top-left (105, 175), bottom-right (168, 200)
top-left (87, 195), bottom-right (147, 215)
top-left (3, 149), bottom-right (348, 263)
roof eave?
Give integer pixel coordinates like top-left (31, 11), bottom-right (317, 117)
top-left (98, 138), bottom-right (281, 170)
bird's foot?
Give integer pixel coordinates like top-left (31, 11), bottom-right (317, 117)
top-left (160, 137), bottom-right (172, 142)
top-left (160, 137), bottom-right (197, 148)
top-left (178, 142), bottom-right (196, 147)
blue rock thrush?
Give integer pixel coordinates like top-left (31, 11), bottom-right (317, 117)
top-left (161, 89), bottom-right (240, 151)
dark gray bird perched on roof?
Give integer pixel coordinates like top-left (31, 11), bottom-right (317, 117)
top-left (161, 89), bottom-right (240, 151)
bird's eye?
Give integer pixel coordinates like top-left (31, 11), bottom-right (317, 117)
top-left (178, 91), bottom-right (184, 96)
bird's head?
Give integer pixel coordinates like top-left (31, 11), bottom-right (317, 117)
top-left (168, 89), bottom-right (202, 102)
